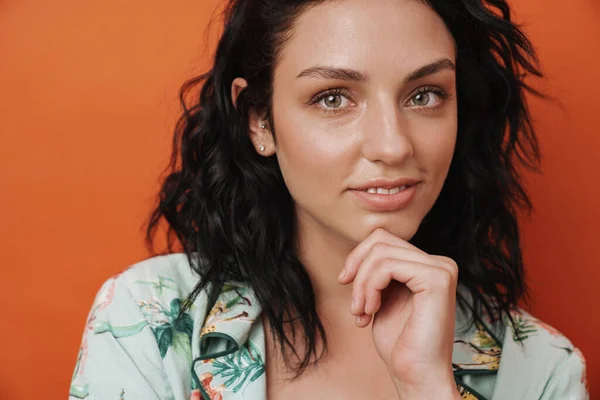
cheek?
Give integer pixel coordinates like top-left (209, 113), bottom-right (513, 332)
top-left (411, 115), bottom-right (457, 176)
top-left (273, 114), bottom-right (356, 205)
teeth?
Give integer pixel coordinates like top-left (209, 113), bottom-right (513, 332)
top-left (365, 185), bottom-right (408, 194)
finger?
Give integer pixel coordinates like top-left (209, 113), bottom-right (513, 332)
top-left (340, 232), bottom-right (433, 285)
top-left (338, 228), bottom-right (419, 284)
top-left (355, 313), bottom-right (372, 328)
top-left (360, 259), bottom-right (457, 317)
top-left (349, 243), bottom-right (449, 316)
top-left (431, 255), bottom-right (459, 276)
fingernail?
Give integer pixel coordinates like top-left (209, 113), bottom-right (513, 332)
top-left (338, 268), bottom-right (346, 281)
top-left (351, 299), bottom-right (356, 313)
top-left (355, 315), bottom-right (361, 325)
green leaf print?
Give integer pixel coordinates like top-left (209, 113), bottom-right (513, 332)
top-left (164, 298), bottom-right (183, 319)
top-left (472, 323), bottom-right (498, 349)
top-left (512, 313), bottom-right (538, 342)
top-left (93, 320), bottom-right (149, 338)
top-left (172, 330), bottom-right (193, 365)
top-left (153, 324), bottom-right (174, 358)
top-left (149, 298), bottom-right (195, 361)
top-left (173, 306), bottom-right (194, 337)
top-left (221, 285), bottom-right (251, 309)
top-left (134, 276), bottom-right (177, 297)
top-left (211, 340), bottom-right (265, 393)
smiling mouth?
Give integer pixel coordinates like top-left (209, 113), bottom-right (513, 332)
top-left (349, 183), bottom-right (418, 211)
top-left (360, 185), bottom-right (411, 194)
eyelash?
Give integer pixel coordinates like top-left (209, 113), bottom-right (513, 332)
top-left (309, 86), bottom-right (451, 115)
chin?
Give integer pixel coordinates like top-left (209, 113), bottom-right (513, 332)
top-left (347, 214), bottom-right (422, 243)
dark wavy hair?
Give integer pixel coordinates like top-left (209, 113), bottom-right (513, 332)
top-left (146, 0), bottom-right (545, 379)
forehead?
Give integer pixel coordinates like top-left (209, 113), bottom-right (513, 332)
top-left (276, 0), bottom-right (455, 82)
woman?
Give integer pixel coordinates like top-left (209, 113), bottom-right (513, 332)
top-left (69, 0), bottom-right (588, 399)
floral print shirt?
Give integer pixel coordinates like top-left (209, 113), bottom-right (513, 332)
top-left (69, 254), bottom-right (589, 400)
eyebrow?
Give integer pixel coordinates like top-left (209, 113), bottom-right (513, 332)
top-left (296, 58), bottom-right (456, 84)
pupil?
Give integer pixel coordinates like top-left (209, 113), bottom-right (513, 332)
top-left (325, 95), bottom-right (340, 108)
top-left (415, 93), bottom-right (429, 105)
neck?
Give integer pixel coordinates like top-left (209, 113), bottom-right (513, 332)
top-left (294, 207), bottom-right (358, 321)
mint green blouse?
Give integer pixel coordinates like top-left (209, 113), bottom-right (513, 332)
top-left (69, 254), bottom-right (589, 400)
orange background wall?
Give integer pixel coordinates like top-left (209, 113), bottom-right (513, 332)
top-left (0, 0), bottom-right (598, 398)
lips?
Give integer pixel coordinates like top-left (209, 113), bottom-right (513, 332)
top-left (363, 185), bottom-right (409, 194)
top-left (350, 177), bottom-right (420, 191)
top-left (349, 182), bottom-right (418, 211)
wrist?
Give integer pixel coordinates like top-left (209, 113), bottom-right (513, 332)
top-left (393, 377), bottom-right (460, 400)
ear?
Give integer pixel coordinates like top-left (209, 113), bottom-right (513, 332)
top-left (231, 77), bottom-right (276, 156)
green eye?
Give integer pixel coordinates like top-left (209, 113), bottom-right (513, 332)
top-left (412, 92), bottom-right (431, 106)
top-left (322, 94), bottom-right (343, 108)
top-left (310, 88), bottom-right (354, 114)
top-left (407, 87), bottom-right (450, 108)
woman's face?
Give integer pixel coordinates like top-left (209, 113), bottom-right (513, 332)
top-left (268, 0), bottom-right (457, 245)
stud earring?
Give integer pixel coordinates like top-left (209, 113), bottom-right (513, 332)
top-left (260, 122), bottom-right (266, 129)
top-left (259, 144), bottom-right (266, 151)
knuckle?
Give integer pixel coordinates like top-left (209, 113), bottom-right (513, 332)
top-left (371, 241), bottom-right (389, 253)
top-left (430, 268), bottom-right (455, 290)
top-left (447, 261), bottom-right (459, 277)
top-left (438, 255), bottom-right (453, 265)
top-left (437, 255), bottom-right (459, 275)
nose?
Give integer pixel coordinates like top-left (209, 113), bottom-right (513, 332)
top-left (360, 97), bottom-right (414, 165)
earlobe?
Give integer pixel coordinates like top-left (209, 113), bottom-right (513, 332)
top-left (231, 77), bottom-right (276, 156)
top-left (249, 116), bottom-right (276, 156)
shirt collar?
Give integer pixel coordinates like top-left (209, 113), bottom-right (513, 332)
top-left (197, 281), bottom-right (503, 376)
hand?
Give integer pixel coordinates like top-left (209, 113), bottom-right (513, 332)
top-left (337, 228), bottom-right (461, 400)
